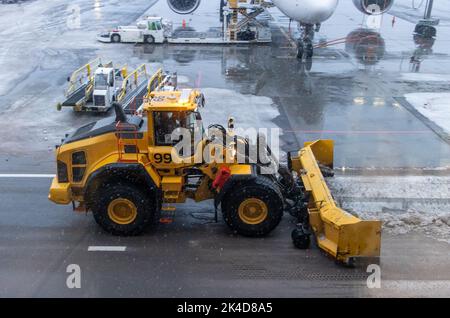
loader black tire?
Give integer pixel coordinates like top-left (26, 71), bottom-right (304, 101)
top-left (111, 34), bottom-right (121, 43)
top-left (221, 176), bottom-right (283, 237)
top-left (92, 183), bottom-right (158, 236)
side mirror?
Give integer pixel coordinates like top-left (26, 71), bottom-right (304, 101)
top-left (67, 76), bottom-right (71, 82)
top-left (199, 94), bottom-right (205, 108)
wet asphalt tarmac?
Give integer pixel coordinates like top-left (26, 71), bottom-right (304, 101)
top-left (0, 0), bottom-right (449, 297)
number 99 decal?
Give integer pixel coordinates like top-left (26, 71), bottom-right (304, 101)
top-left (154, 153), bottom-right (172, 164)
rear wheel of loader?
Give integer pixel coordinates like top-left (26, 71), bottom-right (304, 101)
top-left (222, 177), bottom-right (283, 237)
top-left (92, 183), bottom-right (157, 236)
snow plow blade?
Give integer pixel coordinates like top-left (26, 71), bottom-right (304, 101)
top-left (290, 140), bottom-right (381, 264)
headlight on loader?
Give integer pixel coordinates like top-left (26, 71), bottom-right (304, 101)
top-left (72, 151), bottom-right (86, 165)
top-left (57, 160), bottom-right (69, 183)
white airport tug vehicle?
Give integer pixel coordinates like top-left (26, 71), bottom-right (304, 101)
top-left (98, 1), bottom-right (272, 44)
top-left (98, 17), bottom-right (168, 44)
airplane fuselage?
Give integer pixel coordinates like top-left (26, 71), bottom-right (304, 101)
top-left (272, 0), bottom-right (339, 25)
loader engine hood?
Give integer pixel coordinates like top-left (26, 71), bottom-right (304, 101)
top-left (63, 115), bottom-right (144, 145)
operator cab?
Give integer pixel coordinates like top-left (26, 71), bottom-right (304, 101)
top-left (94, 68), bottom-right (115, 90)
top-left (144, 89), bottom-right (206, 163)
top-left (93, 66), bottom-right (116, 108)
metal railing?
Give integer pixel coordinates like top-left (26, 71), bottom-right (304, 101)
top-left (66, 57), bottom-right (101, 97)
top-left (117, 64), bottom-right (149, 102)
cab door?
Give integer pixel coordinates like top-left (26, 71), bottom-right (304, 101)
top-left (106, 69), bottom-right (115, 107)
top-left (149, 111), bottom-right (203, 171)
top-left (154, 20), bottom-right (164, 43)
top-left (120, 28), bottom-right (141, 42)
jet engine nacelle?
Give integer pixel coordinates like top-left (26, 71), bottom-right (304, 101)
top-left (352, 0), bottom-right (394, 15)
top-left (167, 0), bottom-right (201, 15)
top-left (345, 28), bottom-right (385, 65)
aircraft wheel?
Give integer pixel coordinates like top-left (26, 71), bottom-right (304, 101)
top-left (304, 58), bottom-right (313, 72)
top-left (306, 42), bottom-right (314, 59)
top-left (296, 42), bottom-right (304, 59)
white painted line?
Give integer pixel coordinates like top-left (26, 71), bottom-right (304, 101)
top-left (88, 246), bottom-right (127, 252)
top-left (0, 174), bottom-right (55, 178)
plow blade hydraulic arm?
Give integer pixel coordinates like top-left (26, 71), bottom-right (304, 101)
top-left (290, 140), bottom-right (381, 263)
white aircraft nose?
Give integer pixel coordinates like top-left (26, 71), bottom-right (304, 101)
top-left (273, 0), bottom-right (339, 25)
top-left (311, 0), bottom-right (340, 21)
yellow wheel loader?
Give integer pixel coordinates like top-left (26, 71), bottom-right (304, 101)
top-left (49, 88), bottom-right (381, 264)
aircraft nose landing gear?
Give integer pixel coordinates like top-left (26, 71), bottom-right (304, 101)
top-left (305, 40), bottom-right (314, 59)
top-left (296, 40), bottom-right (313, 60)
top-left (296, 41), bottom-right (304, 59)
top-left (296, 23), bottom-right (315, 60)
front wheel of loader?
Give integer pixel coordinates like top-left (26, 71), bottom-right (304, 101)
top-left (222, 177), bottom-right (283, 237)
top-left (92, 183), bottom-right (158, 236)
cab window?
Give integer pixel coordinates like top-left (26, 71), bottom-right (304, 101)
top-left (153, 111), bottom-right (204, 150)
top-left (154, 112), bottom-right (183, 146)
top-left (94, 74), bottom-right (108, 90)
top-left (186, 111), bottom-right (204, 139)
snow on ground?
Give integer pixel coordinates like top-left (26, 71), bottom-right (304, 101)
top-left (0, 0), bottom-right (158, 154)
top-left (176, 75), bottom-right (190, 84)
top-left (405, 93), bottom-right (450, 134)
top-left (391, 0), bottom-right (450, 26)
top-left (330, 176), bottom-right (450, 243)
top-left (0, 0), bottom-right (156, 96)
top-left (187, 88), bottom-right (450, 244)
top-left (201, 88), bottom-right (279, 129)
top-left (402, 73), bottom-right (450, 82)
top-left (0, 1), bottom-right (449, 244)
